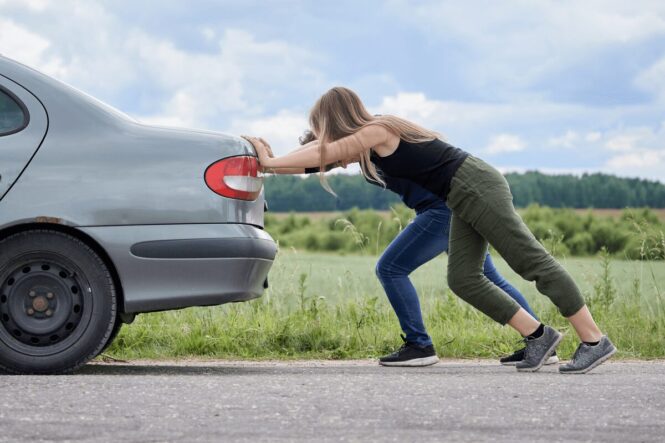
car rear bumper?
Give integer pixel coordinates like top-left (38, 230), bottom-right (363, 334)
top-left (79, 223), bottom-right (277, 314)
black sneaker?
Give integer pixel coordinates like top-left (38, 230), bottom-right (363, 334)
top-left (379, 337), bottom-right (439, 367)
top-left (500, 346), bottom-right (559, 366)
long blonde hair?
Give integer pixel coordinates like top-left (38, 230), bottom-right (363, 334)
top-left (308, 86), bottom-right (440, 194)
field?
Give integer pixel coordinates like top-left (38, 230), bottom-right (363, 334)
top-left (106, 251), bottom-right (665, 361)
top-left (268, 208), bottom-right (665, 222)
top-left (263, 205), bottom-right (665, 260)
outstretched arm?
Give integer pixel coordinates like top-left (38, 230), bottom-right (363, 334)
top-left (243, 125), bottom-right (388, 169)
top-left (262, 139), bottom-right (318, 174)
top-left (262, 160), bottom-right (353, 175)
top-left (258, 140), bottom-right (354, 174)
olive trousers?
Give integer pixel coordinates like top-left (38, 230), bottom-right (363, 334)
top-left (446, 155), bottom-right (585, 324)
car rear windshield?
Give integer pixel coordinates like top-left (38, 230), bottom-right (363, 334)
top-left (0, 89), bottom-right (27, 136)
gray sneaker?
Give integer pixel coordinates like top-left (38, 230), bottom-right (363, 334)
top-left (516, 325), bottom-right (563, 372)
top-left (559, 336), bottom-right (616, 374)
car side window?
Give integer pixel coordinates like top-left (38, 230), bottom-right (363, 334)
top-left (0, 89), bottom-right (28, 136)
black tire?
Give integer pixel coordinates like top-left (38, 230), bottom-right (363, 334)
top-left (0, 230), bottom-right (116, 374)
top-left (97, 317), bottom-right (123, 356)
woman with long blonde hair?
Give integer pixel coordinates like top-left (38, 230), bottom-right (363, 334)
top-left (244, 86), bottom-right (616, 373)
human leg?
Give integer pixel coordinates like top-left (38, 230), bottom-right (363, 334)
top-left (375, 209), bottom-right (448, 347)
top-left (448, 156), bottom-right (602, 341)
top-left (448, 156), bottom-right (614, 372)
top-left (483, 253), bottom-right (538, 319)
top-left (446, 213), bottom-right (524, 324)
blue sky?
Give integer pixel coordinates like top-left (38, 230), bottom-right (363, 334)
top-left (1, 0), bottom-right (665, 180)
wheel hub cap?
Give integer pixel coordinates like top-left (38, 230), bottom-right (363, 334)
top-left (32, 295), bottom-right (49, 312)
top-left (0, 261), bottom-right (84, 346)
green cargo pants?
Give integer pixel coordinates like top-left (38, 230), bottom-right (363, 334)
top-left (446, 155), bottom-right (586, 324)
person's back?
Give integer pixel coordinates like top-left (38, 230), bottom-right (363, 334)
top-left (363, 166), bottom-right (448, 215)
top-left (369, 138), bottom-right (468, 202)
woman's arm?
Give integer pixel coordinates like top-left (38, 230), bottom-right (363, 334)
top-left (258, 138), bottom-right (349, 174)
top-left (265, 167), bottom-right (307, 174)
top-left (243, 125), bottom-right (388, 169)
top-left (263, 161), bottom-right (348, 175)
top-left (266, 140), bottom-right (318, 172)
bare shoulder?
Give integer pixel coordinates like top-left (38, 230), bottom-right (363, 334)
top-left (360, 124), bottom-right (399, 157)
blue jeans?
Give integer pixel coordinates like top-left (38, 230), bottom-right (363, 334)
top-left (375, 206), bottom-right (538, 347)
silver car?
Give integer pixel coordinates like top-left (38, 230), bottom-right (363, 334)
top-left (0, 55), bottom-right (277, 374)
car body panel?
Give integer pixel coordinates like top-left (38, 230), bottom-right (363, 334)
top-left (80, 224), bottom-right (277, 313)
top-left (0, 74), bottom-right (48, 199)
top-left (0, 55), bottom-right (265, 229)
top-left (0, 55), bottom-right (277, 315)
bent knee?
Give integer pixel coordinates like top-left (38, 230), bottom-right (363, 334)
top-left (375, 259), bottom-right (393, 279)
top-left (376, 258), bottom-right (408, 280)
top-left (447, 271), bottom-right (482, 295)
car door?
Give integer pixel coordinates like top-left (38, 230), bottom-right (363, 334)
top-left (0, 75), bottom-right (48, 200)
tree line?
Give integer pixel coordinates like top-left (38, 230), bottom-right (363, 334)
top-left (264, 171), bottom-right (665, 211)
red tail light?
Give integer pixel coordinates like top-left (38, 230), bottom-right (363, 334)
top-left (204, 156), bottom-right (263, 201)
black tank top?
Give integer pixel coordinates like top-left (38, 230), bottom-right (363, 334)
top-left (369, 138), bottom-right (468, 200)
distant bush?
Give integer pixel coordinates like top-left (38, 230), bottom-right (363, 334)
top-left (264, 172), bottom-right (665, 211)
top-left (264, 205), bottom-right (665, 260)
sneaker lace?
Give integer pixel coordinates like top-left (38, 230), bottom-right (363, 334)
top-left (390, 335), bottom-right (411, 356)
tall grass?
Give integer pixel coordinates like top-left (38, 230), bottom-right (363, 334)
top-left (105, 251), bottom-right (665, 361)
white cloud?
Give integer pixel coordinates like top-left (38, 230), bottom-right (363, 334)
top-left (228, 110), bottom-right (309, 156)
top-left (605, 135), bottom-right (639, 152)
top-left (375, 92), bottom-right (442, 121)
top-left (635, 55), bottom-right (665, 102)
top-left (387, 1), bottom-right (665, 93)
top-left (602, 122), bottom-right (665, 180)
top-left (0, 18), bottom-right (67, 77)
top-left (548, 130), bottom-right (604, 149)
top-left (201, 27), bottom-right (216, 41)
top-left (129, 28), bottom-right (324, 128)
top-left (485, 134), bottom-right (525, 155)
top-left (604, 149), bottom-right (665, 182)
top-left (604, 127), bottom-right (658, 152)
top-left (0, 0), bottom-right (49, 11)
top-left (375, 92), bottom-right (533, 129)
top-left (2, 1), bottom-right (664, 182)
top-left (548, 130), bottom-right (580, 149)
top-left (606, 150), bottom-right (665, 168)
top-left (0, 1), bottom-right (325, 131)
top-left (374, 91), bottom-right (640, 134)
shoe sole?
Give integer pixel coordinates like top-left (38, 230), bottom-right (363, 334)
top-left (501, 355), bottom-right (559, 366)
top-left (516, 333), bottom-right (563, 373)
top-left (379, 355), bottom-right (440, 367)
top-left (559, 345), bottom-right (617, 374)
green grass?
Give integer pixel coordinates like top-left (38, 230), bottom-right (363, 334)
top-left (105, 251), bottom-right (665, 361)
top-left (265, 205), bottom-right (665, 260)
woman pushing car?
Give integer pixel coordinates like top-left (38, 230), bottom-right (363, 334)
top-left (243, 86), bottom-right (616, 374)
top-left (263, 129), bottom-right (557, 368)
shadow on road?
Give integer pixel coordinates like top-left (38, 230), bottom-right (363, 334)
top-left (3, 360), bottom-right (648, 377)
top-left (72, 361), bottom-right (561, 377)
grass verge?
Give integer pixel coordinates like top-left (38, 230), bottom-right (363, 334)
top-left (105, 251), bottom-right (665, 361)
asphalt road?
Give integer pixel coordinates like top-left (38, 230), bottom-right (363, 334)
top-left (1, 360), bottom-right (664, 442)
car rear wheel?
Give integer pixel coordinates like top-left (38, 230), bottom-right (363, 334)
top-left (0, 230), bottom-right (116, 374)
top-left (97, 317), bottom-right (123, 356)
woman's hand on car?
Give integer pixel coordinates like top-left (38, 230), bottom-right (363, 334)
top-left (241, 135), bottom-right (272, 166)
